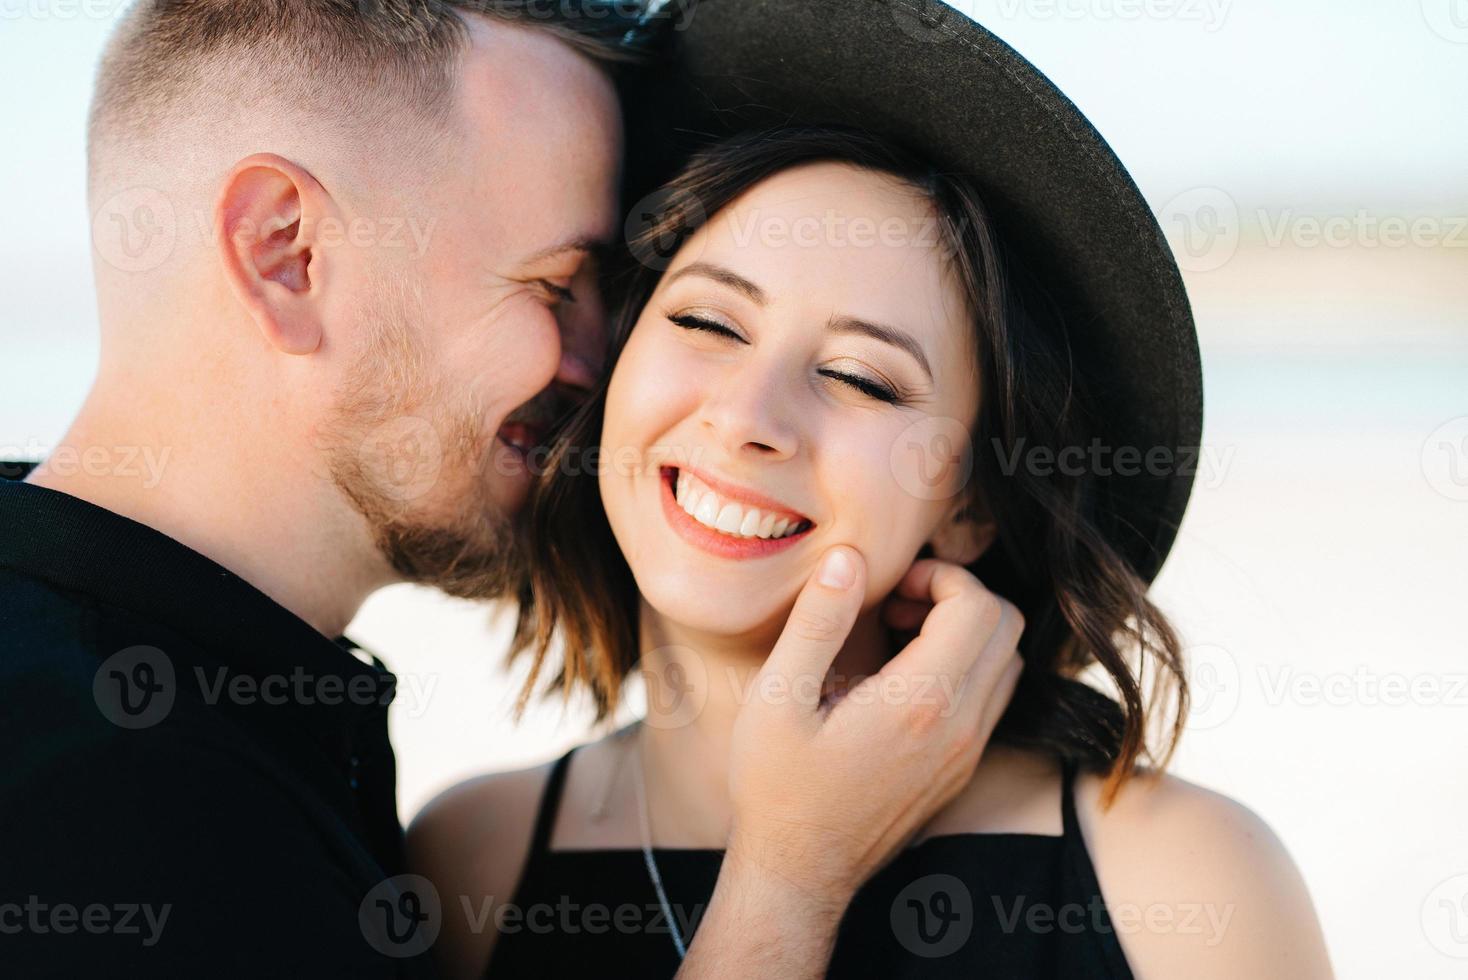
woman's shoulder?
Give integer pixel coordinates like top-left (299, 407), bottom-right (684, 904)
top-left (928, 745), bottom-right (1332, 978)
top-left (406, 756), bottom-right (559, 869)
top-left (404, 755), bottom-right (562, 980)
top-left (1072, 759), bottom-right (1333, 978)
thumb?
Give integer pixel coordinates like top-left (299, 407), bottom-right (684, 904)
top-left (760, 546), bottom-right (867, 707)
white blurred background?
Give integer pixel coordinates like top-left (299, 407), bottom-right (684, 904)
top-left (3, 2), bottom-right (1465, 976)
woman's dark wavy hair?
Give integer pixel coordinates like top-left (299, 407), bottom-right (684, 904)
top-left (512, 125), bottom-right (1188, 805)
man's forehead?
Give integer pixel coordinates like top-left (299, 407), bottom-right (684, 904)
top-left (520, 235), bottom-right (616, 267)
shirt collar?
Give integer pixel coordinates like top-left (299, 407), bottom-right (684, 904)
top-left (0, 462), bottom-right (396, 747)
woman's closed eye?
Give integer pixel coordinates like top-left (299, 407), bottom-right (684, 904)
top-left (818, 367), bottom-right (901, 404)
top-left (668, 311), bottom-right (903, 405)
top-left (669, 311), bottom-right (742, 341)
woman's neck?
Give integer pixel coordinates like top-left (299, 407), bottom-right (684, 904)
top-left (635, 601), bottom-right (894, 848)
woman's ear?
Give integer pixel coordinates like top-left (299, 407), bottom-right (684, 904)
top-left (927, 496), bottom-right (997, 565)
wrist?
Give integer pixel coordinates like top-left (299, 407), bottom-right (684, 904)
top-left (722, 828), bottom-right (860, 922)
top-left (680, 844), bottom-right (856, 979)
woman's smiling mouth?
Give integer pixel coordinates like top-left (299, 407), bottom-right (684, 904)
top-left (659, 466), bottom-right (815, 559)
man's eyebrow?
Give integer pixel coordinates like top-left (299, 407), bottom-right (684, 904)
top-left (665, 262), bottom-right (769, 305)
top-left (828, 315), bottom-right (933, 380)
top-left (522, 236), bottom-right (612, 266)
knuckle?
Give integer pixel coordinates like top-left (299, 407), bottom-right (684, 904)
top-left (1004, 600), bottom-right (1026, 635)
top-left (972, 589), bottom-right (1003, 634)
top-left (902, 697), bottom-right (946, 739)
top-left (940, 723), bottom-right (981, 770)
top-left (789, 608), bottom-right (842, 644)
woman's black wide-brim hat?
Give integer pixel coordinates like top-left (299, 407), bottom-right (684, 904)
top-left (616, 0), bottom-right (1204, 583)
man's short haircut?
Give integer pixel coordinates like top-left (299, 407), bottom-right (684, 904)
top-left (88, 0), bottom-right (636, 194)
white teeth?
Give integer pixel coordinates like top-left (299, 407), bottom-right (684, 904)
top-left (672, 471), bottom-right (807, 540)
top-left (715, 503), bottom-right (743, 534)
top-left (738, 510), bottom-right (762, 537)
top-left (694, 494), bottom-right (719, 527)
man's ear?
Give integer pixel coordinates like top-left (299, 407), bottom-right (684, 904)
top-left (927, 494), bottom-right (997, 566)
top-left (215, 153), bottom-right (333, 356)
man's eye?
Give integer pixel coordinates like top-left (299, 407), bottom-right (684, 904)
top-left (668, 312), bottom-right (745, 342)
top-left (535, 279), bottom-right (576, 305)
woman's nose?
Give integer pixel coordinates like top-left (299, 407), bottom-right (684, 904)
top-left (698, 366), bottom-right (800, 460)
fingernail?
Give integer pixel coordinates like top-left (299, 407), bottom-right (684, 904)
top-left (818, 549), bottom-right (856, 590)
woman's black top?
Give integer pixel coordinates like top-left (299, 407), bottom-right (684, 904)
top-left (485, 747), bottom-right (1134, 979)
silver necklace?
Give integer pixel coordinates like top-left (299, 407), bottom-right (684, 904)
top-left (632, 728), bottom-right (688, 959)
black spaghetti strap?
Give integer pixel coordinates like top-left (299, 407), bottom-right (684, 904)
top-left (526, 748), bottom-right (576, 858)
top-left (1059, 757), bottom-right (1081, 840)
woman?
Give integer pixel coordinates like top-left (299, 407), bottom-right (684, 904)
top-left (407, 124), bottom-right (1332, 979)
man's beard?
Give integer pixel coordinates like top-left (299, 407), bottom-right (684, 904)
top-left (321, 276), bottom-right (526, 600)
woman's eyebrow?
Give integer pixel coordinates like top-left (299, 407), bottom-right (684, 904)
top-left (665, 261), bottom-right (769, 305)
top-left (828, 315), bottom-right (933, 380)
top-left (667, 261), bottom-right (933, 379)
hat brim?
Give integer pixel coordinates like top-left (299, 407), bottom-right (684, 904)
top-left (619, 0), bottom-right (1203, 582)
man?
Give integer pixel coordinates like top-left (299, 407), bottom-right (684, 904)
top-left (0, 2), bottom-right (1017, 976)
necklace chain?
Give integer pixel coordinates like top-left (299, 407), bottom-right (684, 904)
top-left (632, 726), bottom-right (688, 959)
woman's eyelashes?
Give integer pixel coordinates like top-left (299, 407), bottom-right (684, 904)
top-left (668, 311), bottom-right (742, 341)
top-left (667, 311), bottom-right (905, 405)
top-left (818, 368), bottom-right (901, 404)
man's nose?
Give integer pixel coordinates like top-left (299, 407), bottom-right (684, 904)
top-left (554, 278), bottom-right (609, 395)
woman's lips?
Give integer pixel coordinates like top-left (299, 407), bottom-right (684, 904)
top-left (659, 467), bottom-right (814, 560)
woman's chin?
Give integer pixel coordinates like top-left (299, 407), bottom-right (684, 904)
top-left (638, 581), bottom-right (792, 646)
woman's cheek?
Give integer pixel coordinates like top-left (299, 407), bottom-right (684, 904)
top-left (603, 327), bottom-right (710, 482)
top-left (832, 432), bottom-right (945, 603)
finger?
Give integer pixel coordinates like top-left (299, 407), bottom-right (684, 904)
top-left (891, 558), bottom-right (947, 603)
top-left (967, 650), bottom-right (1023, 737)
top-left (948, 600), bottom-right (1025, 724)
top-left (882, 562), bottom-right (1014, 684)
top-left (760, 546), bottom-right (868, 704)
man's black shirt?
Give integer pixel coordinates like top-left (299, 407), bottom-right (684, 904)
top-left (0, 464), bottom-right (438, 977)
